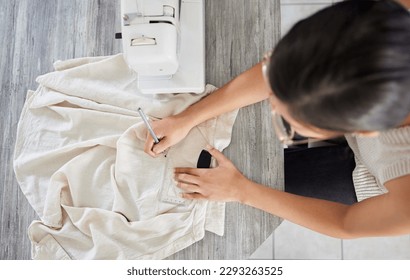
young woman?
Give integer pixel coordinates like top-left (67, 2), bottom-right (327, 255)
top-left (144, 0), bottom-right (410, 239)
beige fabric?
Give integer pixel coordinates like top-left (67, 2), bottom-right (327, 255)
top-left (13, 54), bottom-right (238, 259)
top-left (345, 126), bottom-right (410, 202)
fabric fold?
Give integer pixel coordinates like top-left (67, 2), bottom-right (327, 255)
top-left (14, 54), bottom-right (238, 259)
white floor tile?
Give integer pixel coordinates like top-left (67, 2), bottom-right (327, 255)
top-left (280, 4), bottom-right (332, 36)
top-left (343, 235), bottom-right (410, 260)
top-left (274, 220), bottom-right (342, 259)
top-left (249, 233), bottom-right (274, 259)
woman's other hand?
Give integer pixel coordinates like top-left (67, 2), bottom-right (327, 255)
top-left (174, 146), bottom-right (250, 202)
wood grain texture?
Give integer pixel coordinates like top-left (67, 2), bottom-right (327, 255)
top-left (170, 0), bottom-right (283, 260)
top-left (0, 0), bottom-right (282, 260)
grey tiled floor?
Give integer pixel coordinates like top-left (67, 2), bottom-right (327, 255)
top-left (250, 220), bottom-right (410, 260)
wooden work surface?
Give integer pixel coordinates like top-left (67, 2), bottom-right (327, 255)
top-left (0, 0), bottom-right (283, 260)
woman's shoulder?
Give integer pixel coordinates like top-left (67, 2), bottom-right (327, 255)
top-left (346, 125), bottom-right (410, 186)
top-left (344, 125), bottom-right (410, 155)
top-left (379, 125), bottom-right (410, 145)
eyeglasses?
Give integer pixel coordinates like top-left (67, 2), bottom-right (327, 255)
top-left (262, 51), bottom-right (320, 146)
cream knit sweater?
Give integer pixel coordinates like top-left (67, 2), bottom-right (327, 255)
top-left (345, 126), bottom-right (410, 202)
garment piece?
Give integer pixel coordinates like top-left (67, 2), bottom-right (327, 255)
top-left (345, 126), bottom-right (410, 201)
top-left (13, 54), bottom-right (238, 259)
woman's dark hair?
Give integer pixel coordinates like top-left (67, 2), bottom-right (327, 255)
top-left (268, 0), bottom-right (410, 132)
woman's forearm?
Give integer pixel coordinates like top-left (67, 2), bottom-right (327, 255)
top-left (179, 62), bottom-right (270, 127)
top-left (143, 62), bottom-right (270, 156)
top-left (241, 182), bottom-right (352, 238)
top-left (240, 178), bottom-right (410, 239)
top-left (176, 146), bottom-right (410, 238)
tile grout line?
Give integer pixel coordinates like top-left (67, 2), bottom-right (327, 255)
top-left (272, 230), bottom-right (276, 260)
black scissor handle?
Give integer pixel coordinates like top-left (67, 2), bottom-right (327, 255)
top-left (197, 150), bottom-right (212, 168)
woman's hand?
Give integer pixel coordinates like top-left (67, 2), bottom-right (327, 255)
top-left (174, 146), bottom-right (250, 202)
top-left (143, 115), bottom-right (193, 157)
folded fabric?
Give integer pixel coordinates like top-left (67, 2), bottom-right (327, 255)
top-left (13, 54), bottom-right (238, 259)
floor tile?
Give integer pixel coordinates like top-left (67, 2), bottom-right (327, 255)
top-left (274, 220), bottom-right (342, 259)
top-left (249, 233), bottom-right (274, 259)
top-left (281, 3), bottom-right (332, 36)
top-left (343, 235), bottom-right (410, 260)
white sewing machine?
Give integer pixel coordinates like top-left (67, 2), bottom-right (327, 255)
top-left (120, 0), bottom-right (205, 94)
